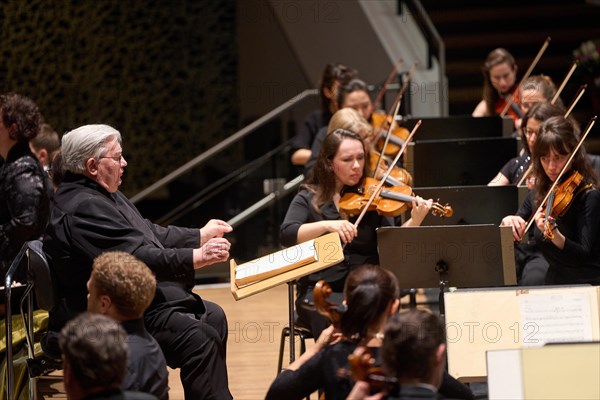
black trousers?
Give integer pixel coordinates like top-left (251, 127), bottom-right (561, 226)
top-left (145, 297), bottom-right (232, 400)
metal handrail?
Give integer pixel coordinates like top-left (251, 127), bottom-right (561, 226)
top-left (156, 141), bottom-right (292, 226)
top-left (227, 174), bottom-right (304, 228)
top-left (130, 88), bottom-right (318, 204)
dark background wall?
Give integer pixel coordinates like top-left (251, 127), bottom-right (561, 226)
top-left (0, 0), bottom-right (237, 197)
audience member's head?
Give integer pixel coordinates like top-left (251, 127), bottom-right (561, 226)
top-left (49, 150), bottom-right (64, 189)
top-left (381, 310), bottom-right (447, 388)
top-left (59, 312), bottom-right (127, 399)
top-left (29, 123), bottom-right (60, 168)
top-left (87, 251), bottom-right (156, 321)
top-left (0, 93), bottom-right (41, 143)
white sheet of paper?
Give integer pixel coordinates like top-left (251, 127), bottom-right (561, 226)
top-left (519, 292), bottom-right (593, 347)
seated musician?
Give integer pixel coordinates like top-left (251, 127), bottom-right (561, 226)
top-left (43, 124), bottom-right (233, 399)
top-left (472, 48), bottom-right (520, 127)
top-left (501, 116), bottom-right (600, 285)
top-left (290, 63), bottom-right (357, 167)
top-left (266, 265), bottom-right (473, 400)
top-left (281, 129), bottom-right (432, 338)
top-left (347, 310), bottom-right (451, 400)
top-left (491, 103), bottom-right (567, 286)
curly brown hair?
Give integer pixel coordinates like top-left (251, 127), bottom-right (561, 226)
top-left (0, 93), bottom-right (41, 141)
top-left (91, 251), bottom-right (156, 319)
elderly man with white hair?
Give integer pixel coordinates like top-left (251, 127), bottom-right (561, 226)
top-left (44, 124), bottom-right (233, 400)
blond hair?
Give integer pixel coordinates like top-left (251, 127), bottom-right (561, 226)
top-left (91, 251), bottom-right (156, 319)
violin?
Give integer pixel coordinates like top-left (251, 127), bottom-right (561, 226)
top-left (543, 170), bottom-right (585, 240)
top-left (371, 112), bottom-right (410, 157)
top-left (496, 91), bottom-right (522, 123)
top-left (313, 280), bottom-right (347, 329)
top-left (368, 150), bottom-right (412, 187)
top-left (370, 63), bottom-right (417, 158)
top-left (339, 177), bottom-right (453, 218)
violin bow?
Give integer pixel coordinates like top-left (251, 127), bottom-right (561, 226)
top-left (501, 37), bottom-right (551, 117)
top-left (372, 58), bottom-right (404, 112)
top-left (516, 84), bottom-right (587, 187)
top-left (521, 115), bottom-right (597, 235)
top-left (353, 120), bottom-right (422, 229)
top-left (551, 61), bottom-right (578, 105)
top-left (374, 62), bottom-right (417, 174)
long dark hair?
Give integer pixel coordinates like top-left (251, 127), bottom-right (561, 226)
top-left (306, 128), bottom-right (368, 212)
top-left (532, 116), bottom-right (599, 207)
top-left (482, 48), bottom-right (517, 116)
top-left (341, 264), bottom-right (400, 341)
top-left (319, 63), bottom-right (358, 114)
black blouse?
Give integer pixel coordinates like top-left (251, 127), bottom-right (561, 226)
top-left (516, 182), bottom-right (600, 284)
top-left (280, 188), bottom-right (394, 287)
top-left (0, 141), bottom-right (50, 277)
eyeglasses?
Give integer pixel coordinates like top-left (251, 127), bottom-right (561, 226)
top-left (524, 128), bottom-right (538, 138)
top-left (99, 154), bottom-right (124, 162)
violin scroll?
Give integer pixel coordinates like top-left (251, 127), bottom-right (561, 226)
top-left (348, 346), bottom-right (395, 393)
top-left (431, 199), bottom-right (453, 218)
top-left (313, 280), bottom-right (346, 328)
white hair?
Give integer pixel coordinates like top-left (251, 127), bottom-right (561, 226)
top-left (61, 124), bottom-right (122, 174)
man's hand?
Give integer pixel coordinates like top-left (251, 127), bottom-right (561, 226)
top-left (200, 219), bottom-right (232, 245)
top-left (193, 237), bottom-right (231, 269)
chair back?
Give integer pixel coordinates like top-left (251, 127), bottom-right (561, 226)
top-left (27, 240), bottom-right (58, 312)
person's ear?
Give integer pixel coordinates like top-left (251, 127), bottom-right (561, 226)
top-left (390, 298), bottom-right (400, 315)
top-left (99, 294), bottom-right (112, 314)
top-left (38, 149), bottom-right (48, 165)
top-left (435, 343), bottom-right (446, 365)
top-left (86, 157), bottom-right (99, 176)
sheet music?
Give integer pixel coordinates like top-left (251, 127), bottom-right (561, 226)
top-left (519, 292), bottom-right (593, 347)
top-left (235, 239), bottom-right (317, 285)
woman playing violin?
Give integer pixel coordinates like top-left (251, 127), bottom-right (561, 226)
top-left (266, 265), bottom-right (473, 400)
top-left (501, 116), bottom-right (600, 285)
top-left (473, 48), bottom-right (520, 125)
top-left (281, 129), bottom-right (431, 338)
top-left (491, 103), bottom-right (565, 286)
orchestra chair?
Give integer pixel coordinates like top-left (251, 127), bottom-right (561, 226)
top-left (23, 240), bottom-right (63, 394)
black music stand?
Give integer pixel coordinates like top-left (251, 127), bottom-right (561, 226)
top-left (405, 137), bottom-right (518, 187)
top-left (399, 116), bottom-right (514, 140)
top-left (377, 224), bottom-right (516, 316)
top-left (412, 185), bottom-right (519, 226)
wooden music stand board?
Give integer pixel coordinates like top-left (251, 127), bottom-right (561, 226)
top-left (229, 232), bottom-right (344, 300)
top-left (229, 232), bottom-right (344, 365)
